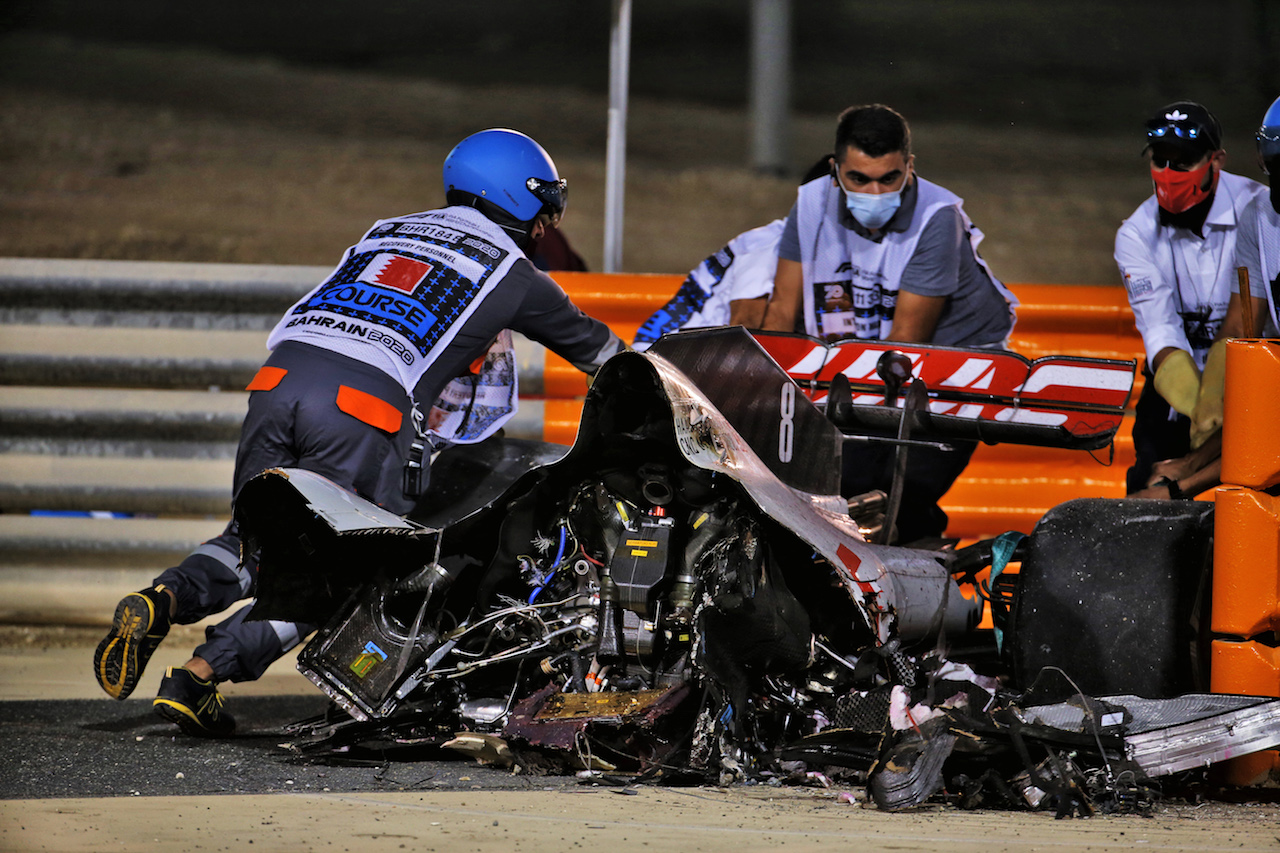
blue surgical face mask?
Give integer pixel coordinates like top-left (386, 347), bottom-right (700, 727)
top-left (840, 181), bottom-right (904, 230)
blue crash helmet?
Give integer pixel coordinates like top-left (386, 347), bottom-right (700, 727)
top-left (1259, 96), bottom-right (1280, 174)
top-left (442, 129), bottom-right (568, 226)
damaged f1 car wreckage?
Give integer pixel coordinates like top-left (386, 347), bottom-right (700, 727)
top-left (236, 327), bottom-right (1280, 814)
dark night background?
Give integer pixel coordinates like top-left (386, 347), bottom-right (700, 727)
top-left (7, 0), bottom-right (1279, 146)
top-left (3, 1), bottom-right (1279, 280)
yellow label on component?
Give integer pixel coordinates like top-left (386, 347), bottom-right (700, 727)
top-left (630, 549), bottom-right (649, 557)
top-left (350, 641), bottom-right (387, 679)
top-left (625, 539), bottom-right (659, 548)
top-left (350, 653), bottom-right (381, 678)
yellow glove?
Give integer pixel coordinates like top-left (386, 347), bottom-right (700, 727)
top-left (1152, 349), bottom-right (1200, 417)
top-left (1190, 339), bottom-right (1227, 450)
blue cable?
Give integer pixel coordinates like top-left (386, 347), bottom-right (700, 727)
top-left (529, 526), bottom-right (568, 604)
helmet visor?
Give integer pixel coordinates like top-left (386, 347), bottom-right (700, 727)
top-left (1258, 125), bottom-right (1280, 173)
top-left (526, 176), bottom-right (568, 224)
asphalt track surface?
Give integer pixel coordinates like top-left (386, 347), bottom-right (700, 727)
top-left (0, 696), bottom-right (580, 801)
top-left (3, 642), bottom-right (1280, 853)
top-left (7, 697), bottom-right (1280, 853)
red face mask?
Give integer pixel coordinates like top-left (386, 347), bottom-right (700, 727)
top-left (1151, 161), bottom-right (1215, 213)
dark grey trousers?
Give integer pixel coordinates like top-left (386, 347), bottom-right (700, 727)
top-left (154, 342), bottom-right (415, 682)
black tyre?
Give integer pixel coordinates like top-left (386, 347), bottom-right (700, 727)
top-left (1008, 497), bottom-right (1214, 701)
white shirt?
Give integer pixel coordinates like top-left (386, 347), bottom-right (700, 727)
top-left (1234, 191), bottom-right (1280, 335)
top-left (1115, 170), bottom-right (1266, 370)
top-left (632, 220), bottom-right (783, 350)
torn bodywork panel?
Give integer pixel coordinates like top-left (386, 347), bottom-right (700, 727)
top-left (238, 467), bottom-right (439, 625)
top-left (239, 327), bottom-right (1278, 806)
top-left (1024, 693), bottom-right (1280, 777)
top-left (502, 682), bottom-right (696, 771)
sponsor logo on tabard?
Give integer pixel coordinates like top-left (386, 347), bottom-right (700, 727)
top-left (359, 253), bottom-right (433, 294)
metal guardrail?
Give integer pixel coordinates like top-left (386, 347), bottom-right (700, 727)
top-left (0, 258), bottom-right (565, 624)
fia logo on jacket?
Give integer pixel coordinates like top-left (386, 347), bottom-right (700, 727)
top-left (358, 253), bottom-right (434, 295)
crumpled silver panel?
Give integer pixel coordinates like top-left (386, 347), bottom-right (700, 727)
top-left (1118, 694), bottom-right (1280, 775)
top-left (640, 350), bottom-right (978, 644)
top-left (1023, 693), bottom-right (1280, 777)
top-left (273, 467), bottom-right (426, 535)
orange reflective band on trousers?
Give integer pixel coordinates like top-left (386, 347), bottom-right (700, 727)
top-left (246, 366), bottom-right (288, 391)
top-left (336, 385), bottom-right (403, 433)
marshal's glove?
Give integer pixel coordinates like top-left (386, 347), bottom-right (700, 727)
top-left (1152, 348), bottom-right (1200, 417)
top-left (1190, 339), bottom-right (1227, 450)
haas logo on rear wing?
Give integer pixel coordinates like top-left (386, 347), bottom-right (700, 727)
top-left (753, 332), bottom-right (1136, 451)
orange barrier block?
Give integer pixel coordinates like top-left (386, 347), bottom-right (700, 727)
top-left (550, 276), bottom-right (1146, 383)
top-left (1006, 284), bottom-right (1137, 336)
top-left (1211, 639), bottom-right (1280, 696)
top-left (543, 355), bottom-right (591, 400)
top-left (545, 272), bottom-right (679, 400)
top-left (543, 399), bottom-right (586, 447)
top-left (1212, 487), bottom-right (1280, 639)
top-left (1211, 638), bottom-right (1279, 788)
top-left (1213, 341), bottom-right (1280, 786)
top-left (554, 271), bottom-right (678, 326)
top-left (1222, 339), bottom-right (1280, 491)
top-left (943, 437), bottom-right (1134, 539)
top-left (1209, 752), bottom-right (1280, 788)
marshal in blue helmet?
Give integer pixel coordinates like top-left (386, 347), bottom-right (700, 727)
top-left (91, 126), bottom-right (622, 736)
top-left (1257, 95), bottom-right (1280, 213)
top-left (443, 128), bottom-right (569, 251)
